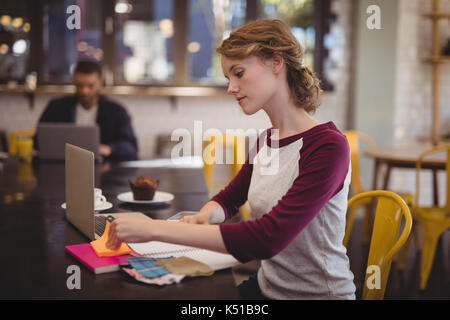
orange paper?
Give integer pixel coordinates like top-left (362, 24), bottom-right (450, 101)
top-left (90, 221), bottom-right (132, 257)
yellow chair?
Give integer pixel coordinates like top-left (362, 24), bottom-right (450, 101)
top-left (347, 190), bottom-right (412, 300)
top-left (202, 134), bottom-right (251, 220)
top-left (343, 131), bottom-right (376, 246)
top-left (343, 130), bottom-right (413, 247)
top-left (344, 131), bottom-right (377, 195)
top-left (401, 145), bottom-right (450, 290)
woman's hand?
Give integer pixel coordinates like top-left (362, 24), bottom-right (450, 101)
top-left (107, 213), bottom-right (228, 255)
top-left (106, 216), bottom-right (153, 250)
top-left (180, 201), bottom-right (225, 225)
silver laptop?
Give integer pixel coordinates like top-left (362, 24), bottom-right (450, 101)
top-left (65, 143), bottom-right (149, 240)
top-left (38, 123), bottom-right (101, 161)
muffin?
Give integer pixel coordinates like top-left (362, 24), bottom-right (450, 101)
top-left (129, 176), bottom-right (159, 200)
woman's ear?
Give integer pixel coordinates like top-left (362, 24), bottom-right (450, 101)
top-left (272, 54), bottom-right (284, 75)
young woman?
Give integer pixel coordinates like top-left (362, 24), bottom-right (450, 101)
top-left (107, 19), bottom-right (356, 300)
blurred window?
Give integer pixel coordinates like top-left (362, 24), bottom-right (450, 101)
top-left (43, 0), bottom-right (103, 83)
top-left (259, 0), bottom-right (315, 70)
top-left (185, 0), bottom-right (324, 86)
top-left (187, 0), bottom-right (246, 85)
top-left (115, 0), bottom-right (174, 84)
top-left (0, 0), bottom-right (32, 84)
top-left (1, 0), bottom-right (333, 90)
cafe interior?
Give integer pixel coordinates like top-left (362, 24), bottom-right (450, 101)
top-left (0, 0), bottom-right (449, 300)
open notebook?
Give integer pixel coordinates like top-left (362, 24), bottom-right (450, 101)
top-left (128, 241), bottom-right (241, 271)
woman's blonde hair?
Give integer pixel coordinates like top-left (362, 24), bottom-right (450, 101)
top-left (216, 19), bottom-right (321, 113)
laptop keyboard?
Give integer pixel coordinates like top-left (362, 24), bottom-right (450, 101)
top-left (94, 215), bottom-right (115, 236)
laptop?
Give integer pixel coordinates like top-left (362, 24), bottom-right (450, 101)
top-left (38, 123), bottom-right (101, 161)
top-left (65, 143), bottom-right (149, 240)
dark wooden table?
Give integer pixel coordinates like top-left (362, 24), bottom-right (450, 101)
top-left (0, 157), bottom-right (239, 299)
top-left (364, 144), bottom-right (446, 205)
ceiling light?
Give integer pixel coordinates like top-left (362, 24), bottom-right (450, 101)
top-left (0, 44), bottom-right (9, 55)
top-left (12, 17), bottom-right (23, 28)
top-left (0, 15), bottom-right (11, 26)
top-left (23, 22), bottom-right (31, 32)
top-left (187, 41), bottom-right (201, 53)
top-left (159, 19), bottom-right (174, 38)
top-left (115, 0), bottom-right (133, 14)
top-left (12, 39), bottom-right (27, 55)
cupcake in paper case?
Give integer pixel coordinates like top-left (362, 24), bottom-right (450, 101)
top-left (129, 176), bottom-right (159, 200)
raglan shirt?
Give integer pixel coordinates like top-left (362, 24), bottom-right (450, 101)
top-left (211, 122), bottom-right (356, 299)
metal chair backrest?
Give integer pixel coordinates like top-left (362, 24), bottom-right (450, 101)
top-left (414, 145), bottom-right (450, 211)
top-left (344, 130), bottom-right (377, 195)
top-left (348, 190), bottom-right (412, 300)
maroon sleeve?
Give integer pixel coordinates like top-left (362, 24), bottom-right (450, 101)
top-left (219, 137), bottom-right (350, 263)
top-left (210, 159), bottom-right (253, 220)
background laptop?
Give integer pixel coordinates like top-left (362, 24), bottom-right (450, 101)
top-left (38, 123), bottom-right (101, 161)
top-left (65, 143), bottom-right (149, 240)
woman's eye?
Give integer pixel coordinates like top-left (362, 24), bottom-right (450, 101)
top-left (236, 71), bottom-right (244, 78)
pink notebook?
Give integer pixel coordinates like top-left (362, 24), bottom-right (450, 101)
top-left (65, 243), bottom-right (134, 274)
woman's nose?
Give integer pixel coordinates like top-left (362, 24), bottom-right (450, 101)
top-left (227, 81), bottom-right (239, 94)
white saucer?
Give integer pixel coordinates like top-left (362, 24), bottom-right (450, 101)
top-left (61, 201), bottom-right (113, 211)
top-left (117, 191), bottom-right (174, 204)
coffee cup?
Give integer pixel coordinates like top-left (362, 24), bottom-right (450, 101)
top-left (94, 188), bottom-right (107, 207)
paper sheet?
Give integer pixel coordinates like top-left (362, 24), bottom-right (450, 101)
top-left (128, 241), bottom-right (241, 271)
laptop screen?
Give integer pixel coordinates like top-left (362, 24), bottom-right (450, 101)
top-left (65, 143), bottom-right (96, 240)
top-left (37, 123), bottom-right (100, 161)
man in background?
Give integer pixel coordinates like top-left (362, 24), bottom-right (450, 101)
top-left (36, 61), bottom-right (138, 161)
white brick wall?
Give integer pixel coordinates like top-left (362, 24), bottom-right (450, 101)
top-left (392, 0), bottom-right (450, 205)
top-left (395, 0), bottom-right (450, 143)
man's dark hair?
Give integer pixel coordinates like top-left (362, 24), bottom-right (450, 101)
top-left (74, 61), bottom-right (102, 77)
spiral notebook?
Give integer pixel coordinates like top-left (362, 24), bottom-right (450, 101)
top-left (128, 241), bottom-right (241, 271)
